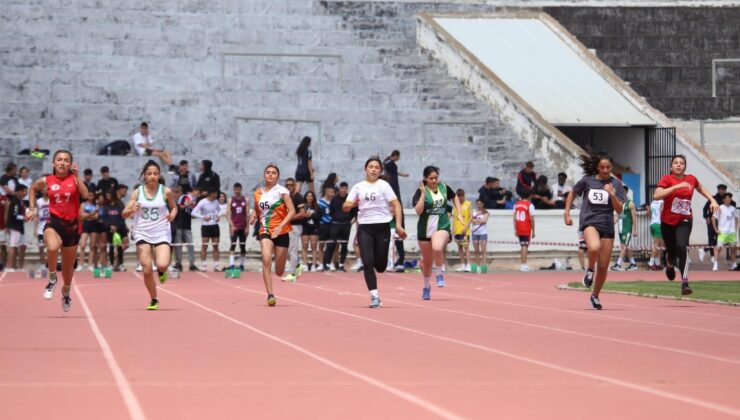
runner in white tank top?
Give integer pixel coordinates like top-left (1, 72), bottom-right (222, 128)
top-left (123, 161), bottom-right (178, 310)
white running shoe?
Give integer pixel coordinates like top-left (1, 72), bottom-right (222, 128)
top-left (328, 263), bottom-right (336, 272)
top-left (520, 264), bottom-right (531, 272)
top-left (713, 262), bottom-right (719, 272)
top-left (464, 264), bottom-right (472, 272)
top-left (213, 263), bottom-right (222, 272)
top-left (43, 273), bottom-right (58, 300)
top-left (315, 264), bottom-right (324, 272)
top-left (698, 248), bottom-right (706, 262)
top-left (350, 261), bottom-right (363, 271)
top-left (74, 264), bottom-right (83, 272)
top-left (135, 263), bottom-right (143, 272)
top-left (199, 262), bottom-right (207, 272)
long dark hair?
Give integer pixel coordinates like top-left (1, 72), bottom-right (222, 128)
top-left (51, 149), bottom-right (73, 176)
top-left (321, 173), bottom-right (338, 190)
top-left (304, 190), bottom-right (319, 210)
top-left (140, 160), bottom-right (160, 180)
top-left (422, 165), bottom-right (440, 185)
top-left (296, 136), bottom-right (311, 157)
top-left (578, 151), bottom-right (613, 177)
top-left (383, 149), bottom-right (400, 163)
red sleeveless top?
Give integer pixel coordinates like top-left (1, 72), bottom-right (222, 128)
top-left (46, 174), bottom-right (81, 221)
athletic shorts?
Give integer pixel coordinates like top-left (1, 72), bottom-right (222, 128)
top-left (330, 223), bottom-right (351, 242)
top-left (295, 168), bottom-right (311, 182)
top-left (619, 232), bottom-right (633, 246)
top-left (144, 149), bottom-right (153, 156)
top-left (258, 233), bottom-right (290, 248)
top-left (580, 223), bottom-right (615, 239)
top-left (417, 229), bottom-right (451, 242)
top-left (44, 215), bottom-right (80, 247)
top-left (472, 234), bottom-right (487, 242)
top-left (136, 239), bottom-right (170, 248)
top-left (518, 235), bottom-right (530, 246)
top-left (82, 221), bottom-right (98, 234)
top-left (201, 225), bottom-right (220, 239)
top-left (650, 223), bottom-right (662, 239)
top-left (230, 228), bottom-right (247, 244)
top-left (8, 230), bottom-right (25, 247)
top-left (318, 224), bottom-right (331, 242)
top-left (301, 223), bottom-right (318, 236)
top-left (718, 233), bottom-right (737, 246)
top-left (453, 234), bottom-right (470, 244)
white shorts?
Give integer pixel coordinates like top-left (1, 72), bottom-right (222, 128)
top-left (8, 230), bottom-right (25, 248)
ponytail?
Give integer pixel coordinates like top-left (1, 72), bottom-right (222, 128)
top-left (578, 151), bottom-right (613, 176)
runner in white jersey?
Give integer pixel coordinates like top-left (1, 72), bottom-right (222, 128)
top-left (123, 161), bottom-right (177, 310)
top-left (192, 189), bottom-right (222, 271)
top-left (343, 157), bottom-right (406, 308)
top-left (647, 199), bottom-right (664, 269)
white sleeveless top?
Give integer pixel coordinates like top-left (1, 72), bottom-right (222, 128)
top-left (132, 184), bottom-right (171, 244)
top-left (471, 210), bottom-right (488, 235)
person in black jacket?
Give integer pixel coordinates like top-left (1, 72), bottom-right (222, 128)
top-left (196, 160), bottom-right (220, 198)
top-left (300, 191), bottom-right (322, 271)
top-left (323, 182), bottom-right (357, 271)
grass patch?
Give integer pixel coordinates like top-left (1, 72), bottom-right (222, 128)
top-left (566, 281), bottom-right (740, 305)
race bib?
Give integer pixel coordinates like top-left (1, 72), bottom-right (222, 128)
top-left (671, 199), bottom-right (692, 215)
top-left (588, 189), bottom-right (608, 205)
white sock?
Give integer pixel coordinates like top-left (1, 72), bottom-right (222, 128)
top-left (440, 264), bottom-right (446, 273)
top-left (432, 265), bottom-right (438, 275)
top-left (240, 255), bottom-right (245, 266)
top-left (629, 258), bottom-right (636, 264)
top-left (229, 255), bottom-right (235, 266)
top-left (423, 276), bottom-right (431, 287)
top-left (649, 257), bottom-right (655, 265)
top-left (616, 258), bottom-right (623, 265)
top-left (369, 289), bottom-right (379, 298)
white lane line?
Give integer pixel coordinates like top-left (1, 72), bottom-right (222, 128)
top-left (304, 275), bottom-right (740, 366)
top-left (388, 273), bottom-right (740, 338)
top-left (202, 275), bottom-right (740, 418)
top-left (74, 285), bottom-right (147, 420)
top-left (162, 278), bottom-right (466, 420)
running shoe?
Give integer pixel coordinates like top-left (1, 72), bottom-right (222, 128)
top-left (43, 272), bottom-right (58, 300)
top-left (681, 282), bottom-right (693, 296)
top-left (422, 286), bottom-right (431, 300)
top-left (350, 261), bottom-right (362, 272)
top-left (118, 264), bottom-right (127, 272)
top-left (199, 262), bottom-right (207, 272)
top-left (626, 263), bottom-right (638, 271)
top-left (315, 264), bottom-right (324, 272)
top-left (147, 299), bottom-right (159, 310)
top-left (267, 294), bottom-right (276, 307)
top-left (520, 264), bottom-right (531, 272)
top-left (281, 274), bottom-right (296, 282)
top-left (189, 264), bottom-right (200, 272)
top-left (436, 273), bottom-right (446, 287)
top-left (61, 291), bottom-right (72, 312)
top-left (295, 264), bottom-right (303, 278)
top-left (590, 295), bottom-right (602, 310)
top-left (174, 263), bottom-right (183, 271)
top-left (158, 270), bottom-right (168, 284)
top-left (698, 248), bottom-right (706, 262)
top-left (135, 263), bottom-right (143, 272)
top-left (712, 262), bottom-right (719, 272)
top-left (610, 263), bottom-right (622, 271)
top-left (213, 263), bottom-right (222, 272)
top-left (75, 264), bottom-right (83, 272)
top-left (337, 264), bottom-right (346, 272)
top-left (582, 269), bottom-right (594, 288)
top-left (665, 265), bottom-right (676, 281)
top-left (368, 296), bottom-right (382, 308)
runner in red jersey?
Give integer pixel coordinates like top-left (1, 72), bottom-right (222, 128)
top-left (26, 150), bottom-right (89, 312)
top-left (654, 154), bottom-right (718, 295)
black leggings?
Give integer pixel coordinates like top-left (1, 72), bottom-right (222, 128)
top-left (662, 220), bottom-right (692, 280)
top-left (323, 224), bottom-right (351, 266)
top-left (357, 223), bottom-right (391, 291)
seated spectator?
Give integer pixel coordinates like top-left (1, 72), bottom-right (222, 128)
top-left (17, 145), bottom-right (50, 158)
top-left (18, 166), bottom-right (33, 207)
top-left (477, 177), bottom-right (508, 209)
top-left (515, 161), bottom-right (536, 199)
top-left (196, 159), bottom-right (220, 198)
top-left (170, 159), bottom-right (197, 194)
top-left (0, 163), bottom-right (18, 197)
top-left (97, 166), bottom-right (119, 194)
top-left (83, 168), bottom-right (97, 194)
top-left (532, 175), bottom-right (556, 210)
top-left (552, 172), bottom-right (571, 209)
top-left (132, 122), bottom-right (176, 173)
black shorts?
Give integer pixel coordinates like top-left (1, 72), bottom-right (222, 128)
top-left (201, 225), bottom-right (220, 239)
top-left (518, 236), bottom-right (531, 246)
top-left (580, 224), bottom-right (615, 239)
top-left (231, 228), bottom-right (247, 244)
top-left (318, 224), bottom-right (331, 242)
top-left (144, 149), bottom-right (153, 156)
top-left (44, 215), bottom-right (80, 247)
top-left (258, 233), bottom-right (290, 248)
top-left (136, 239), bottom-right (170, 248)
top-left (329, 223), bottom-right (352, 242)
top-left (82, 221), bottom-right (98, 234)
top-left (302, 223), bottom-right (318, 236)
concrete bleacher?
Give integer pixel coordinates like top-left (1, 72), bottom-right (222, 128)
top-left (1, 0), bottom-right (564, 201)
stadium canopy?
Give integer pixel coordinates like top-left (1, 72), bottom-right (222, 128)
top-left (433, 17), bottom-right (656, 127)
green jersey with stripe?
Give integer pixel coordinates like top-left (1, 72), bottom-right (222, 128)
top-left (415, 183), bottom-right (452, 240)
top-left (619, 198), bottom-right (633, 234)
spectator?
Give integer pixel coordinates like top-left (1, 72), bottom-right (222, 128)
top-left (173, 186), bottom-right (199, 271)
top-left (5, 184), bottom-right (27, 271)
top-left (132, 122), bottom-right (176, 173)
top-left (83, 168), bottom-right (97, 194)
top-left (552, 172), bottom-right (571, 209)
top-left (317, 185), bottom-right (335, 271)
top-left (383, 150), bottom-right (410, 199)
top-left (477, 177), bottom-right (507, 209)
top-left (170, 160), bottom-right (197, 194)
top-left (17, 145), bottom-right (50, 158)
top-left (18, 167), bottom-right (32, 207)
top-left (192, 188), bottom-right (222, 272)
top-left (0, 163), bottom-right (18, 197)
top-left (294, 136), bottom-right (315, 193)
top-left (515, 161), bottom-right (537, 199)
top-left (700, 184), bottom-right (734, 263)
top-left (97, 166), bottom-right (119, 194)
top-left (532, 175), bottom-right (556, 210)
top-left (452, 189), bottom-right (472, 272)
top-left (514, 189), bottom-right (536, 272)
top-left (300, 190), bottom-right (321, 272)
top-left (323, 182), bottom-right (355, 272)
top-left (282, 178), bottom-right (306, 281)
top-left (196, 160), bottom-right (220, 197)
top-left (320, 173), bottom-right (339, 196)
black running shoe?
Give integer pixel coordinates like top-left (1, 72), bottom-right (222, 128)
top-left (189, 264), bottom-right (200, 272)
top-left (665, 266), bottom-right (676, 281)
top-left (590, 295), bottom-right (603, 310)
top-left (681, 283), bottom-right (693, 296)
top-left (582, 269), bottom-right (595, 288)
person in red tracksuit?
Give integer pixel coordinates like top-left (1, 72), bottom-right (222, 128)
top-left (27, 150), bottom-right (89, 312)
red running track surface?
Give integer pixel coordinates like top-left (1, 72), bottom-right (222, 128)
top-left (1, 268), bottom-right (739, 420)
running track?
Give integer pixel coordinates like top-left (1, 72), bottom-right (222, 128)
top-left (1, 269), bottom-right (739, 420)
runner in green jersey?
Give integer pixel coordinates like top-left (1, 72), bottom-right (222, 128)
top-left (612, 185), bottom-right (638, 271)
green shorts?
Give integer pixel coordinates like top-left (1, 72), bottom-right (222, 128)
top-left (650, 224), bottom-right (662, 239)
top-left (619, 232), bottom-right (632, 246)
top-left (717, 232), bottom-right (737, 246)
